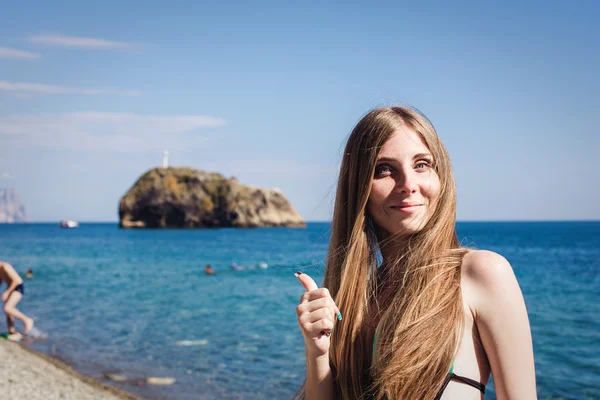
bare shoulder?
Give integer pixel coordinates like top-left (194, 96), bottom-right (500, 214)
top-left (0, 261), bottom-right (17, 277)
top-left (462, 250), bottom-right (514, 287)
top-left (0, 261), bottom-right (13, 270)
top-left (461, 250), bottom-right (521, 315)
top-left (460, 252), bottom-right (537, 397)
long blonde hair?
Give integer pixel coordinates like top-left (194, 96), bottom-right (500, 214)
top-left (310, 106), bottom-right (467, 399)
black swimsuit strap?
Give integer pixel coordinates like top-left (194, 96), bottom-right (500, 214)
top-left (433, 373), bottom-right (485, 400)
top-left (449, 373), bottom-right (486, 393)
top-left (433, 374), bottom-right (454, 400)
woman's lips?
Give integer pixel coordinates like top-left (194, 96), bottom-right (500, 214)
top-left (390, 204), bottom-right (423, 213)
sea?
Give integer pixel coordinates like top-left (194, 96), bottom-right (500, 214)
top-left (0, 222), bottom-right (598, 400)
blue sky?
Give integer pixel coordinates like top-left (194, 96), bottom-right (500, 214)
top-left (0, 1), bottom-right (598, 222)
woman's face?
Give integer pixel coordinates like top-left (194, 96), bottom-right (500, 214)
top-left (367, 128), bottom-right (440, 238)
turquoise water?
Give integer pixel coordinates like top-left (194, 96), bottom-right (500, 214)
top-left (1, 222), bottom-right (598, 399)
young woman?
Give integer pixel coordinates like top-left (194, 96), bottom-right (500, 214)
top-left (294, 107), bottom-right (536, 399)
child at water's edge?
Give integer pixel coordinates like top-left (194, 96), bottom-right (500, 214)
top-left (0, 260), bottom-right (34, 334)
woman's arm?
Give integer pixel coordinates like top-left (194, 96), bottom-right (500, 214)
top-left (463, 250), bottom-right (537, 400)
top-left (296, 272), bottom-right (338, 400)
top-left (305, 354), bottom-right (334, 400)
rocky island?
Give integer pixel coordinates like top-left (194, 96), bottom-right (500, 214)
top-left (119, 167), bottom-right (305, 229)
top-left (0, 188), bottom-right (27, 223)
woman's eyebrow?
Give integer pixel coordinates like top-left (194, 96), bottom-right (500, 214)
top-left (413, 152), bottom-right (433, 160)
top-left (375, 156), bottom-right (397, 163)
top-left (376, 154), bottom-right (433, 163)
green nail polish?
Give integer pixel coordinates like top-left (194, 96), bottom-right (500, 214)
top-left (337, 312), bottom-right (342, 321)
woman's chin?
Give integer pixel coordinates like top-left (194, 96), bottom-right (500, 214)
top-left (388, 219), bottom-right (427, 237)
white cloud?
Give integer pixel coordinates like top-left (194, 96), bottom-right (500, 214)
top-left (29, 34), bottom-right (136, 49)
top-left (0, 80), bottom-right (140, 96)
top-left (0, 111), bottom-right (226, 152)
top-left (0, 47), bottom-right (41, 60)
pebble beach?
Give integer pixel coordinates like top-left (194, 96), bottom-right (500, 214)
top-left (0, 339), bottom-right (137, 400)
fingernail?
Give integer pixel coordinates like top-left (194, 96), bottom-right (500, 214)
top-left (336, 312), bottom-right (342, 321)
top-left (294, 271), bottom-right (302, 277)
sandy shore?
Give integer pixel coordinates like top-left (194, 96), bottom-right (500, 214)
top-left (0, 339), bottom-right (139, 400)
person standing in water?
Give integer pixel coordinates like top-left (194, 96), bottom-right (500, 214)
top-left (294, 107), bottom-right (536, 399)
top-left (0, 261), bottom-right (34, 334)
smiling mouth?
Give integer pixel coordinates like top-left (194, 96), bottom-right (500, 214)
top-left (390, 205), bottom-right (423, 213)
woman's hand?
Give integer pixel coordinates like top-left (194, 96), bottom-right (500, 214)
top-left (295, 272), bottom-right (342, 359)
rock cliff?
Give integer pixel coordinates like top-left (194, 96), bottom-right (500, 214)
top-left (0, 189), bottom-right (27, 223)
top-left (119, 167), bottom-right (305, 229)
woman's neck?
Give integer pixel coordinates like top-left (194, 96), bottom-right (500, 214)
top-left (373, 230), bottom-right (413, 304)
top-left (377, 228), bottom-right (411, 262)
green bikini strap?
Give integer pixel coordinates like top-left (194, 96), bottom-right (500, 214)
top-left (372, 326), bottom-right (380, 362)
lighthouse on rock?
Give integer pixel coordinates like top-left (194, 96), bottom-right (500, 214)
top-left (162, 150), bottom-right (169, 168)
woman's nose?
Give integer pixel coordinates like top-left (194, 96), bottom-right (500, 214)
top-left (394, 170), bottom-right (417, 194)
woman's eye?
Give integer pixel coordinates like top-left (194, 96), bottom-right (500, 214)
top-left (374, 165), bottom-right (392, 176)
top-left (415, 161), bottom-right (430, 170)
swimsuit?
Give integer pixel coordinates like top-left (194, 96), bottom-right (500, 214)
top-left (372, 328), bottom-right (485, 399)
top-left (14, 283), bottom-right (24, 294)
top-left (433, 366), bottom-right (485, 400)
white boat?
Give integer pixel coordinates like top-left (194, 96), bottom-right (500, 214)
top-left (60, 220), bottom-right (79, 228)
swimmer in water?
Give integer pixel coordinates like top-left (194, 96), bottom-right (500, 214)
top-left (230, 262), bottom-right (244, 271)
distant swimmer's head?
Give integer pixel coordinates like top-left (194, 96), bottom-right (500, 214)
top-left (25, 269), bottom-right (33, 279)
top-left (335, 106), bottom-right (457, 242)
top-left (204, 265), bottom-right (214, 275)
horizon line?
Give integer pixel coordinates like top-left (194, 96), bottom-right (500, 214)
top-left (2, 219), bottom-right (600, 225)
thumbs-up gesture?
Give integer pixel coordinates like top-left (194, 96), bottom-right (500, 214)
top-left (295, 272), bottom-right (342, 358)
